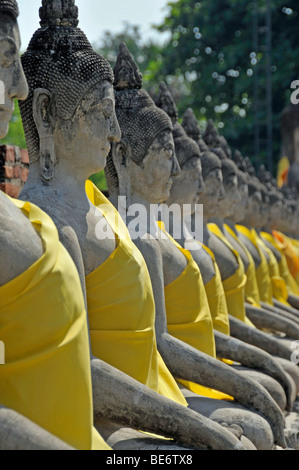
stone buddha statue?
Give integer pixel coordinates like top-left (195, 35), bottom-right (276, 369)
top-left (0, 0), bottom-right (103, 450)
top-left (106, 44), bottom-right (289, 449)
top-left (18, 1), bottom-right (250, 451)
top-left (181, 110), bottom-right (299, 394)
top-left (166, 109), bottom-right (298, 413)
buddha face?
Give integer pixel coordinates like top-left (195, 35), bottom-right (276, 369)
top-left (268, 197), bottom-right (283, 229)
top-left (198, 167), bottom-right (225, 219)
top-left (128, 130), bottom-right (180, 204)
top-left (219, 172), bottom-right (239, 219)
top-left (167, 157), bottom-right (205, 214)
top-left (0, 13), bottom-right (28, 138)
top-left (34, 81), bottom-right (121, 178)
top-left (244, 191), bottom-right (262, 227)
top-left (231, 183), bottom-right (249, 223)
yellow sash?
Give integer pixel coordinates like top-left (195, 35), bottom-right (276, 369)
top-left (208, 224), bottom-right (254, 327)
top-left (224, 224), bottom-right (261, 308)
top-left (236, 226), bottom-right (273, 306)
top-left (273, 231), bottom-right (299, 284)
top-left (200, 244), bottom-right (230, 336)
top-left (261, 231), bottom-right (299, 297)
top-left (157, 223), bottom-right (233, 401)
top-left (85, 181), bottom-right (187, 407)
top-left (291, 239), bottom-right (299, 286)
top-left (256, 234), bottom-right (289, 306)
top-left (0, 196), bottom-right (109, 450)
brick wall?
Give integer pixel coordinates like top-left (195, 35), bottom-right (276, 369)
top-left (0, 145), bottom-right (29, 198)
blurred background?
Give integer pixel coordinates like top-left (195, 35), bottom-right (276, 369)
top-left (2, 0), bottom-right (299, 188)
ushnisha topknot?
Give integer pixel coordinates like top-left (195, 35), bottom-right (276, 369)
top-left (155, 82), bottom-right (179, 126)
top-left (20, 0), bottom-right (114, 164)
top-left (182, 108), bottom-right (209, 154)
top-left (106, 43), bottom-right (173, 192)
top-left (113, 42), bottom-right (142, 91)
top-left (112, 43), bottom-right (172, 165)
top-left (204, 119), bottom-right (232, 159)
top-left (39, 0), bottom-right (78, 27)
top-left (0, 0), bottom-right (19, 20)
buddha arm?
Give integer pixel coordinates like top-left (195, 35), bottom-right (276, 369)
top-left (261, 301), bottom-right (299, 325)
top-left (214, 331), bottom-right (296, 411)
top-left (90, 359), bottom-right (244, 450)
top-left (228, 315), bottom-right (293, 360)
top-left (246, 304), bottom-right (299, 340)
top-left (287, 294), bottom-right (299, 311)
top-left (59, 228), bottom-right (244, 450)
top-left (135, 238), bottom-right (286, 448)
top-left (272, 299), bottom-right (299, 320)
top-left (0, 406), bottom-right (73, 450)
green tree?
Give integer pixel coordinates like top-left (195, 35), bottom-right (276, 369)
top-left (0, 100), bottom-right (26, 148)
top-left (154, 0), bottom-right (299, 172)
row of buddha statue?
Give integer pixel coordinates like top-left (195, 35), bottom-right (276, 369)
top-left (1, 0), bottom-right (299, 451)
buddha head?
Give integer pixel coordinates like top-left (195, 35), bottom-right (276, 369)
top-left (243, 177), bottom-right (263, 228)
top-left (0, 0), bottom-right (28, 138)
top-left (19, 0), bottom-right (120, 182)
top-left (155, 97), bottom-right (205, 215)
top-left (203, 119), bottom-right (232, 159)
top-left (107, 44), bottom-right (180, 205)
top-left (217, 156), bottom-right (240, 220)
top-left (229, 169), bottom-right (249, 224)
top-left (180, 108), bottom-right (225, 219)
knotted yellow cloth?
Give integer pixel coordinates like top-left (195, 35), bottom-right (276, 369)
top-left (273, 231), bottom-right (299, 284)
top-left (200, 243), bottom-right (230, 336)
top-left (291, 239), bottom-right (299, 286)
top-left (0, 196), bottom-right (110, 450)
top-left (85, 181), bottom-right (187, 407)
top-left (236, 226), bottom-right (274, 306)
top-left (157, 223), bottom-right (233, 400)
top-left (261, 231), bottom-right (299, 297)
top-left (224, 224), bottom-right (261, 308)
top-left (256, 234), bottom-right (289, 306)
top-left (208, 224), bottom-right (254, 327)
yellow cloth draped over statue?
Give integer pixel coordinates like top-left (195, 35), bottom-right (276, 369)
top-left (208, 224), bottom-right (254, 327)
top-left (224, 224), bottom-right (261, 308)
top-left (85, 181), bottom-right (187, 407)
top-left (0, 195), bottom-right (110, 450)
top-left (157, 222), bottom-right (233, 401)
top-left (261, 231), bottom-right (299, 298)
top-left (236, 226), bottom-right (274, 306)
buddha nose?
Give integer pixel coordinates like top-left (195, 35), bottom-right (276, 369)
top-left (218, 182), bottom-right (226, 201)
top-left (9, 60), bottom-right (29, 101)
top-left (197, 175), bottom-right (206, 196)
top-left (171, 153), bottom-right (181, 178)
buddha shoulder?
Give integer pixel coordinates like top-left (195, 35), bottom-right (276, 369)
top-left (0, 196), bottom-right (43, 285)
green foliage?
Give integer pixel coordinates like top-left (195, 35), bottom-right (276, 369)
top-left (1, 100), bottom-right (26, 148)
top-left (89, 171), bottom-right (108, 191)
top-left (153, 0), bottom-right (299, 171)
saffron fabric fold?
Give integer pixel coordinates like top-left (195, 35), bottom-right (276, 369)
top-left (0, 195), bottom-right (110, 450)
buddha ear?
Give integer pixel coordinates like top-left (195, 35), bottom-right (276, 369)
top-left (33, 89), bottom-right (56, 182)
top-left (111, 141), bottom-right (132, 205)
top-left (32, 89), bottom-right (53, 138)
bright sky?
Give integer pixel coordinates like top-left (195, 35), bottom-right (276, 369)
top-left (18, 0), bottom-right (170, 51)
